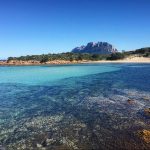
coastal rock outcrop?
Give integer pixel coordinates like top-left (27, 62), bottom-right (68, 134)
top-left (72, 42), bottom-right (118, 54)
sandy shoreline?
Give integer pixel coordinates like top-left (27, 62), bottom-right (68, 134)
top-left (85, 57), bottom-right (150, 64)
top-left (0, 57), bottom-right (150, 66)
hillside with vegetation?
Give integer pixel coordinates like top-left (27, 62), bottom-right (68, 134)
top-left (6, 47), bottom-right (149, 63)
top-left (124, 47), bottom-right (150, 57)
top-left (7, 53), bottom-right (110, 63)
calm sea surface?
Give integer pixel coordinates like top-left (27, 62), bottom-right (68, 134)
top-left (0, 63), bottom-right (150, 149)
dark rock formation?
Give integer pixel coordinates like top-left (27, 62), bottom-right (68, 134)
top-left (72, 42), bottom-right (118, 54)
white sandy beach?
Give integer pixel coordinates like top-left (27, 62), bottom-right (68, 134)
top-left (84, 56), bottom-right (150, 64)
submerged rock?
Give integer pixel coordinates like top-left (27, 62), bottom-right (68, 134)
top-left (127, 99), bottom-right (135, 104)
top-left (143, 97), bottom-right (150, 101)
top-left (144, 108), bottom-right (150, 116)
top-left (139, 130), bottom-right (150, 143)
top-left (46, 138), bottom-right (56, 145)
top-left (37, 143), bottom-right (42, 148)
top-left (0, 145), bottom-right (6, 150)
top-left (41, 139), bottom-right (47, 147)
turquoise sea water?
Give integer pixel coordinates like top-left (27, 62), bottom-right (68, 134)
top-left (0, 63), bottom-right (150, 149)
top-left (0, 64), bottom-right (120, 85)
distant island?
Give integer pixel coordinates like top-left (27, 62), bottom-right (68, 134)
top-left (0, 42), bottom-right (150, 65)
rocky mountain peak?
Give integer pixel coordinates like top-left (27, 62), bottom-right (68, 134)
top-left (72, 42), bottom-right (118, 54)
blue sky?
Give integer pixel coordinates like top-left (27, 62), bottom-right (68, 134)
top-left (0, 0), bottom-right (150, 58)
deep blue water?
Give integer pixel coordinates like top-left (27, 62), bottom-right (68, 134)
top-left (0, 63), bottom-right (150, 150)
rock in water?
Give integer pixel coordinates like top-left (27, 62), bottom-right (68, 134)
top-left (72, 42), bottom-right (118, 54)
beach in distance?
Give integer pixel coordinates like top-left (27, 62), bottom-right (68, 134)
top-left (0, 57), bottom-right (150, 66)
top-left (0, 56), bottom-right (150, 66)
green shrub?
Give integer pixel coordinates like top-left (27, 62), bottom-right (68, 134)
top-left (107, 52), bottom-right (125, 60)
top-left (40, 56), bottom-right (49, 63)
top-left (143, 52), bottom-right (150, 57)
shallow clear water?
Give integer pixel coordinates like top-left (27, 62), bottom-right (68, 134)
top-left (0, 63), bottom-right (150, 150)
top-left (0, 64), bottom-right (120, 85)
